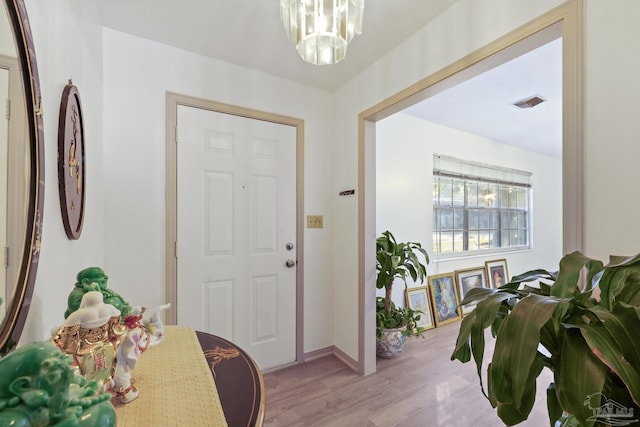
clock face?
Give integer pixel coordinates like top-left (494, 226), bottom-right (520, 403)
top-left (58, 83), bottom-right (85, 240)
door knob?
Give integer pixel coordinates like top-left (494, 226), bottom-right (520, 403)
top-left (285, 259), bottom-right (296, 268)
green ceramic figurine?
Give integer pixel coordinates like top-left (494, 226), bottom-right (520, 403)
top-left (0, 340), bottom-right (116, 426)
top-left (64, 267), bottom-right (131, 319)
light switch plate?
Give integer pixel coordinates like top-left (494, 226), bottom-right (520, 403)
top-left (307, 215), bottom-right (323, 228)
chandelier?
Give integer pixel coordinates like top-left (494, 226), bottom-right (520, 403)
top-left (280, 0), bottom-right (365, 65)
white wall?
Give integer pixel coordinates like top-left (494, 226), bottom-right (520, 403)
top-left (0, 3), bottom-right (13, 55)
top-left (101, 29), bottom-right (335, 354)
top-left (20, 0), bottom-right (106, 343)
top-left (583, 1), bottom-right (640, 261)
top-left (376, 113), bottom-right (562, 306)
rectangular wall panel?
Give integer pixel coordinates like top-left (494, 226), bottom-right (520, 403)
top-left (205, 130), bottom-right (234, 153)
top-left (251, 175), bottom-right (277, 253)
top-left (252, 275), bottom-right (277, 343)
top-left (251, 137), bottom-right (276, 158)
top-left (204, 280), bottom-right (233, 340)
top-left (204, 171), bottom-right (234, 256)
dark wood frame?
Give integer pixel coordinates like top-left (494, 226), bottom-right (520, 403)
top-left (58, 81), bottom-right (86, 240)
top-left (0, 0), bottom-right (45, 354)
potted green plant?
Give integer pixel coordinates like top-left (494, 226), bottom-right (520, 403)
top-left (376, 230), bottom-right (429, 358)
top-left (451, 251), bottom-right (640, 426)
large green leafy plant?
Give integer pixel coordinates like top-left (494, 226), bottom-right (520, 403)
top-left (376, 230), bottom-right (429, 338)
top-left (451, 251), bottom-right (640, 426)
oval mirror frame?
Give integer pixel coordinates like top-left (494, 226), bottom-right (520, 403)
top-left (0, 0), bottom-right (44, 354)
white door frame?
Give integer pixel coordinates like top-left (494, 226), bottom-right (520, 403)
top-left (165, 92), bottom-right (305, 366)
top-left (358, 0), bottom-right (583, 375)
top-left (0, 53), bottom-right (27, 309)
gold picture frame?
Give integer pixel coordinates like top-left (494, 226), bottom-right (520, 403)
top-left (427, 272), bottom-right (461, 327)
top-left (455, 266), bottom-right (489, 315)
top-left (405, 286), bottom-right (435, 331)
top-left (485, 259), bottom-right (509, 288)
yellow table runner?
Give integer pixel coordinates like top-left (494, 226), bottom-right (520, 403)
top-left (114, 326), bottom-right (228, 426)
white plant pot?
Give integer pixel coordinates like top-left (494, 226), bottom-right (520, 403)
top-left (376, 326), bottom-right (406, 358)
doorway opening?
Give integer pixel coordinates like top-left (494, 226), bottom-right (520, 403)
top-left (358, 2), bottom-right (583, 375)
top-left (377, 32), bottom-right (562, 327)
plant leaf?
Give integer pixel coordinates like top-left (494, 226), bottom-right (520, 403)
top-left (547, 383), bottom-right (562, 427)
top-left (510, 268), bottom-right (558, 283)
top-left (554, 328), bottom-right (606, 427)
top-left (451, 288), bottom-right (514, 362)
top-left (579, 304), bottom-right (640, 406)
top-left (451, 310), bottom-right (475, 363)
top-left (606, 253), bottom-right (640, 268)
top-left (489, 293), bottom-right (564, 410)
top-left (470, 291), bottom-right (519, 397)
top-left (458, 286), bottom-right (498, 306)
top-left (551, 252), bottom-right (603, 299)
top-left (493, 354), bottom-right (544, 425)
top-left (595, 258), bottom-right (640, 310)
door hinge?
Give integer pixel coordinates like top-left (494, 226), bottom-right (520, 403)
top-left (175, 125), bottom-right (178, 143)
top-left (5, 98), bottom-right (10, 121)
top-left (4, 246), bottom-right (8, 268)
top-left (174, 241), bottom-right (178, 259)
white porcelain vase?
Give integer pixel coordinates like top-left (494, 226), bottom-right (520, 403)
top-left (376, 326), bottom-right (406, 358)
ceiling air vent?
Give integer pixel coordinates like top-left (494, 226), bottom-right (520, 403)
top-left (513, 95), bottom-right (545, 109)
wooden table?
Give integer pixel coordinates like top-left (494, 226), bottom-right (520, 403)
top-left (196, 331), bottom-right (265, 427)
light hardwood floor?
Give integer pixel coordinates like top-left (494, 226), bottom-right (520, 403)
top-left (263, 321), bottom-right (553, 426)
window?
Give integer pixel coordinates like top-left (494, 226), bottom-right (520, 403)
top-left (432, 155), bottom-right (531, 255)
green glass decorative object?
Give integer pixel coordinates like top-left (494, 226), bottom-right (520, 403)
top-left (0, 340), bottom-right (115, 426)
top-left (64, 266), bottom-right (131, 318)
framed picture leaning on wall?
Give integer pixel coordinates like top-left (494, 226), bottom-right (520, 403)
top-left (405, 286), bottom-right (434, 331)
top-left (427, 272), bottom-right (461, 327)
top-left (485, 259), bottom-right (509, 288)
top-left (455, 266), bottom-right (489, 315)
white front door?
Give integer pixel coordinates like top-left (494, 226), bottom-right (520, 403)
top-left (176, 105), bottom-right (297, 370)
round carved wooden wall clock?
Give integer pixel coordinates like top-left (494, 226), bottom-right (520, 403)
top-left (58, 80), bottom-right (85, 240)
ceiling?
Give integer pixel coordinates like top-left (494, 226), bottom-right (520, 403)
top-left (97, 1), bottom-right (562, 158)
top-left (403, 37), bottom-right (562, 158)
top-left (97, 0), bottom-right (460, 92)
